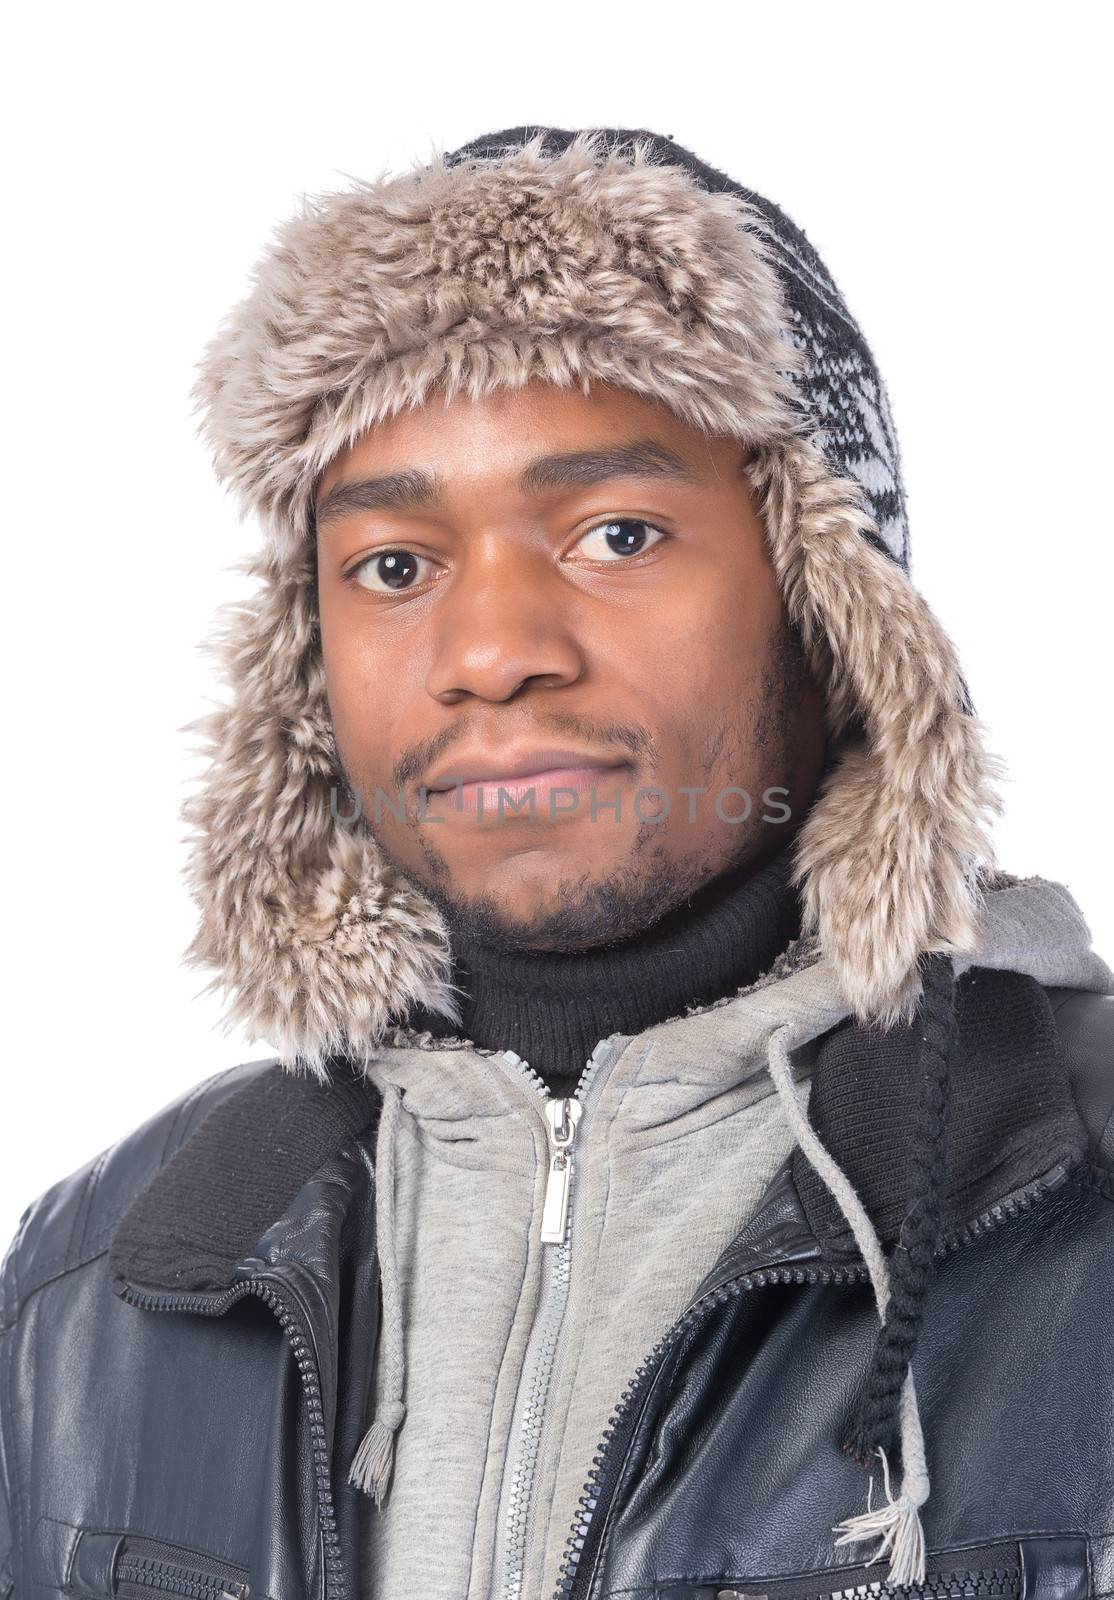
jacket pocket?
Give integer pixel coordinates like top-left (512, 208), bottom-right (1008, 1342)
top-left (31, 1518), bottom-right (251, 1599)
top-left (110, 1533), bottom-right (250, 1599)
top-left (658, 1534), bottom-right (1091, 1600)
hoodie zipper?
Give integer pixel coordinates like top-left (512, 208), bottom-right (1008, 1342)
top-left (117, 1273), bottom-right (346, 1600)
top-left (488, 1036), bottom-right (629, 1600)
top-left (540, 1097), bottom-right (583, 1244)
top-left (552, 1158), bottom-right (1078, 1600)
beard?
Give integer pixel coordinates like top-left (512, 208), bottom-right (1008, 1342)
top-left (396, 827), bottom-right (764, 954)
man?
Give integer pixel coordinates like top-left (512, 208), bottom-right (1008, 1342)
top-left (1, 126), bottom-right (1111, 1600)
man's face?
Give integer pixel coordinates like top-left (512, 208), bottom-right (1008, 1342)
top-left (315, 380), bottom-right (825, 951)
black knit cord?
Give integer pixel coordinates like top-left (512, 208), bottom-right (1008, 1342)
top-left (842, 954), bottom-right (958, 1470)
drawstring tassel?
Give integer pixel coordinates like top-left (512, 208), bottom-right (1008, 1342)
top-left (348, 1398), bottom-right (407, 1506)
top-left (348, 1081), bottom-right (407, 1507)
top-left (834, 1445), bottom-right (926, 1583)
top-left (833, 1368), bottom-right (930, 1583)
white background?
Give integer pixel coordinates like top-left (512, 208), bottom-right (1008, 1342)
top-left (2, 3), bottom-right (1110, 1246)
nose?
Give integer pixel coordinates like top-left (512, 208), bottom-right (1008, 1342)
top-left (424, 546), bottom-right (585, 704)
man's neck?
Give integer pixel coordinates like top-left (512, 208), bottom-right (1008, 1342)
top-left (406, 847), bottom-right (802, 1096)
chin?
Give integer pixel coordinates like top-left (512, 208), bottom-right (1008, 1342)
top-left (434, 841), bottom-right (615, 926)
top-left (460, 840), bottom-right (602, 894)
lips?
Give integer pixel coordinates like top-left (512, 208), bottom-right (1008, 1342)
top-left (422, 764), bottom-right (631, 822)
top-left (423, 747), bottom-right (629, 792)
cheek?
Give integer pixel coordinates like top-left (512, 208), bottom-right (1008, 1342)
top-left (318, 609), bottom-right (405, 786)
top-left (625, 575), bottom-right (780, 752)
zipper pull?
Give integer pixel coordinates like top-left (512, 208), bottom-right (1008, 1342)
top-left (540, 1097), bottom-right (582, 1245)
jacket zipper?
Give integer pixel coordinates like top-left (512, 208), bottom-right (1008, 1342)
top-left (116, 1273), bottom-right (346, 1600)
top-left (552, 1158), bottom-right (1078, 1600)
top-left (711, 1541), bottom-right (1024, 1600)
top-left (111, 1531), bottom-right (251, 1599)
top-left (488, 1037), bottom-right (629, 1600)
top-left (114, 1560), bottom-right (244, 1600)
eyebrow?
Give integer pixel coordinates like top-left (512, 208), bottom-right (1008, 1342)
top-left (313, 439), bottom-right (700, 529)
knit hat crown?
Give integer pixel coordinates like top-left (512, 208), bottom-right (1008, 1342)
top-left (448, 126), bottom-right (911, 567)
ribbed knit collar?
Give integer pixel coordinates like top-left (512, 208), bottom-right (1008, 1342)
top-left (405, 846), bottom-right (803, 1094)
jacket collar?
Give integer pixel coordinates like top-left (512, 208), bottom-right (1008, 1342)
top-left (109, 1062), bottom-right (380, 1296)
top-left (791, 964), bottom-right (1091, 1255)
top-left (108, 965), bottom-right (1093, 1302)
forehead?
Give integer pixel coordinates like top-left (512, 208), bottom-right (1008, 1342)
top-left (314, 379), bottom-right (732, 505)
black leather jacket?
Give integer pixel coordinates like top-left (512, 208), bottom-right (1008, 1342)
top-left (1, 982), bottom-right (1111, 1600)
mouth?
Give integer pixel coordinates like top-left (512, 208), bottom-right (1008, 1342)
top-left (420, 750), bottom-right (633, 821)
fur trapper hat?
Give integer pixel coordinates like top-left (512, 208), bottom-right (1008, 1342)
top-left (186, 125), bottom-right (999, 1075)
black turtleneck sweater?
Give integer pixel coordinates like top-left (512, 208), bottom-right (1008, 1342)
top-left (406, 847), bottom-right (802, 1098)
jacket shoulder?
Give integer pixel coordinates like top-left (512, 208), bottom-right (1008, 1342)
top-left (0, 1057), bottom-right (282, 1331)
top-left (1047, 985), bottom-right (1114, 1161)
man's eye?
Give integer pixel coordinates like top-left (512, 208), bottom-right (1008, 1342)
top-left (349, 550), bottom-right (435, 592)
top-left (572, 519), bottom-right (668, 561)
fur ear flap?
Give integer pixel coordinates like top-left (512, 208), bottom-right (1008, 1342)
top-left (748, 437), bottom-right (1003, 1025)
top-left (179, 543), bottom-right (460, 1079)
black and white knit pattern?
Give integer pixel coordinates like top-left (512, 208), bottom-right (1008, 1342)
top-left (747, 201), bottom-right (911, 571)
top-left (450, 127), bottom-right (911, 572)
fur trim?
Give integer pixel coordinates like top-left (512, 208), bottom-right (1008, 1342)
top-left (180, 544), bottom-right (461, 1075)
top-left (749, 437), bottom-right (1002, 1024)
top-left (191, 129), bottom-right (805, 557)
top-left (183, 129), bottom-right (1001, 1072)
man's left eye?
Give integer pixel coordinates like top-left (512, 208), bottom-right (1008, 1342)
top-left (573, 519), bottom-right (668, 561)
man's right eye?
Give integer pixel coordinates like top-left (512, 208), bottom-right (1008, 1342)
top-left (348, 549), bottom-right (436, 592)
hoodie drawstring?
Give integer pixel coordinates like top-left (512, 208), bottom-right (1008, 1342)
top-left (348, 1080), bottom-right (407, 1506)
top-left (767, 1022), bottom-right (931, 1585)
